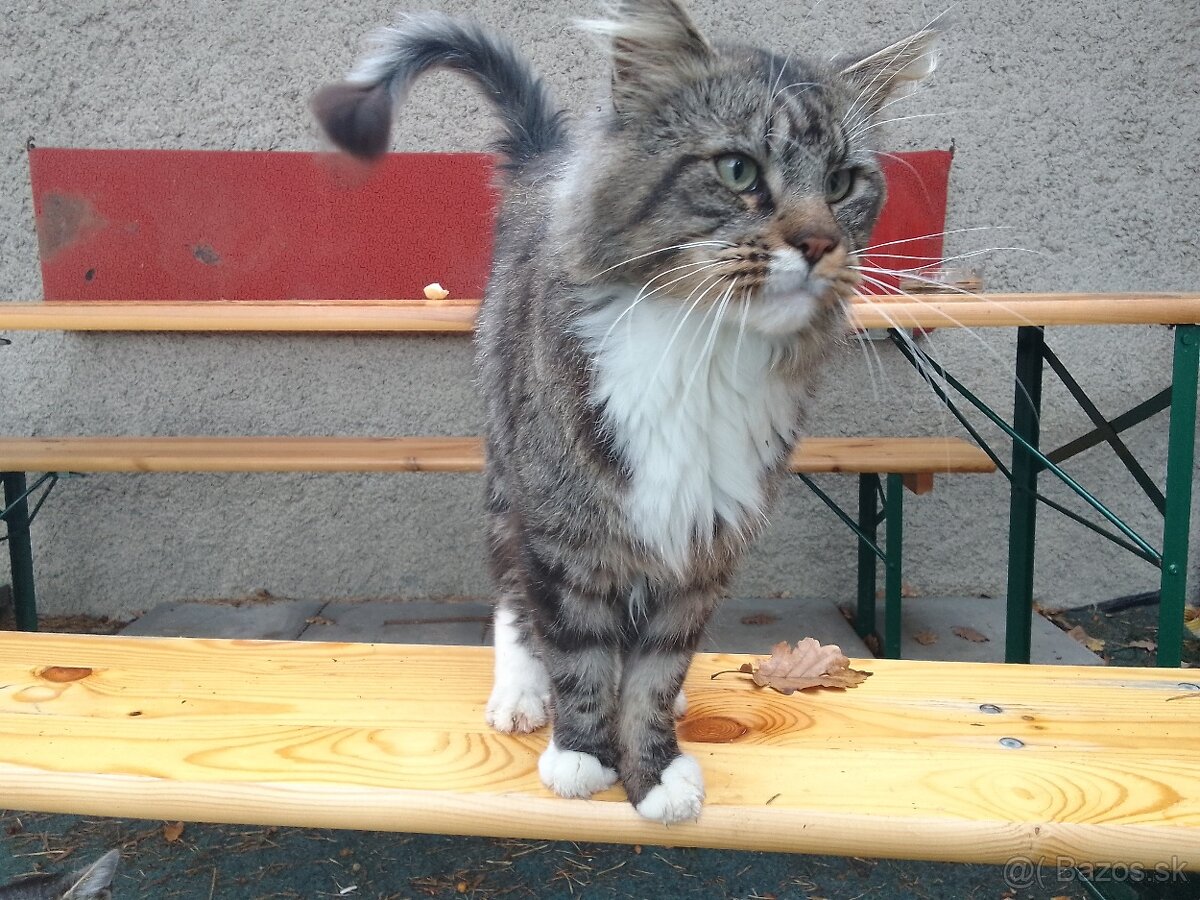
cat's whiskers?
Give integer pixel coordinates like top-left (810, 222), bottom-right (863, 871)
top-left (732, 281), bottom-right (750, 375)
top-left (588, 240), bottom-right (736, 280)
top-left (850, 287), bottom-right (955, 436)
top-left (853, 262), bottom-right (1038, 326)
top-left (864, 246), bottom-right (1041, 272)
top-left (598, 258), bottom-right (732, 350)
top-left (854, 264), bottom-right (1048, 416)
top-left (646, 275), bottom-right (730, 388)
top-left (857, 225), bottom-right (1015, 255)
top-left (683, 281), bottom-right (736, 401)
top-left (852, 267), bottom-right (1041, 424)
top-left (847, 318), bottom-right (885, 403)
top-left (772, 80), bottom-right (821, 107)
top-left (846, 110), bottom-right (954, 143)
top-left (768, 53), bottom-right (793, 104)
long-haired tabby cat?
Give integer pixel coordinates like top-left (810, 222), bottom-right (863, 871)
top-left (315, 0), bottom-right (938, 823)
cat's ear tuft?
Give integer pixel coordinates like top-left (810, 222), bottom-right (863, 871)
top-left (836, 26), bottom-right (940, 115)
top-left (312, 81), bottom-right (395, 160)
top-left (582, 0), bottom-right (714, 116)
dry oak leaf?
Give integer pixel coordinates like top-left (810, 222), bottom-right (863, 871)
top-left (1065, 624), bottom-right (1105, 653)
top-left (913, 629), bottom-right (939, 646)
top-left (162, 821), bottom-right (185, 843)
top-left (952, 625), bottom-right (989, 643)
top-left (724, 638), bottom-right (871, 695)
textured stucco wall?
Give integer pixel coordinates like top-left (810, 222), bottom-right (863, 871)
top-left (1, 0), bottom-right (1197, 618)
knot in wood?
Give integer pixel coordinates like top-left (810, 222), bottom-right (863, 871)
top-left (679, 715), bottom-right (749, 744)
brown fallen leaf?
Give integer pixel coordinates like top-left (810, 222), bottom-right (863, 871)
top-left (305, 615), bottom-right (334, 626)
top-left (1125, 639), bottom-right (1157, 652)
top-left (913, 630), bottom-right (939, 646)
top-left (714, 638), bottom-right (871, 695)
top-left (740, 613), bottom-right (779, 626)
top-left (952, 625), bottom-right (989, 643)
top-left (1065, 625), bottom-right (1105, 653)
top-left (162, 821), bottom-right (184, 843)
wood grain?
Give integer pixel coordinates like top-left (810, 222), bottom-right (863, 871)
top-left (1, 632), bottom-right (1198, 865)
top-left (0, 436), bottom-right (994, 476)
top-left (0, 293), bottom-right (1197, 331)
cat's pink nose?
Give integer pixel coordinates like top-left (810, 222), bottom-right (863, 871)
top-left (794, 233), bottom-right (838, 265)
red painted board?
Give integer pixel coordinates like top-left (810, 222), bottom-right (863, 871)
top-left (31, 149), bottom-right (499, 302)
top-left (867, 149), bottom-right (953, 292)
top-left (30, 147), bottom-right (950, 301)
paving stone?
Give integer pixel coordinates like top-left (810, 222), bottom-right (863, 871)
top-left (701, 597), bottom-right (872, 657)
top-left (880, 596), bottom-right (1103, 665)
top-left (306, 599), bottom-right (492, 645)
top-left (120, 599), bottom-right (324, 640)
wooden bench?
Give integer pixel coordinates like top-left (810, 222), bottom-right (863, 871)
top-left (1, 146), bottom-right (996, 655)
top-left (3, 630), bottom-right (1198, 866)
top-left (0, 433), bottom-right (994, 656)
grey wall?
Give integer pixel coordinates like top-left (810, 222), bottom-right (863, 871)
top-left (1, 0), bottom-right (1197, 618)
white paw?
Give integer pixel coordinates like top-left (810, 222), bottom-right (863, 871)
top-left (635, 754), bottom-right (705, 824)
top-left (538, 738), bottom-right (618, 799)
top-left (673, 689), bottom-right (688, 718)
top-left (487, 605), bottom-right (551, 733)
top-left (486, 676), bottom-right (551, 733)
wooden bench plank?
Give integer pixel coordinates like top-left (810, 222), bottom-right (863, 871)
top-left (1, 632), bottom-right (1197, 864)
top-left (0, 436), bottom-right (995, 476)
top-left (2, 293), bottom-right (1199, 331)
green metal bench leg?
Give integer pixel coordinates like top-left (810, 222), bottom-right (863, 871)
top-left (1005, 326), bottom-right (1045, 664)
top-left (1158, 324), bottom-right (1199, 667)
top-left (884, 473), bottom-right (904, 659)
top-left (2, 471), bottom-right (38, 632)
top-left (855, 474), bottom-right (879, 641)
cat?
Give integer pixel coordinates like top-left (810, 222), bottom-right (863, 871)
top-left (314, 0), bottom-right (938, 823)
top-left (0, 849), bottom-right (118, 900)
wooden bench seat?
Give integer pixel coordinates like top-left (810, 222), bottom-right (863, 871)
top-left (2, 631), bottom-right (1197, 865)
top-left (0, 435), bottom-right (993, 646)
top-left (0, 435), bottom-right (995, 479)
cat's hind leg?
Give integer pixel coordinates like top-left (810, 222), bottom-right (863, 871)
top-left (486, 594), bottom-right (551, 733)
top-left (484, 488), bottom-right (551, 734)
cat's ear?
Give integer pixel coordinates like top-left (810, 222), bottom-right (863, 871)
top-left (584, 0), bottom-right (714, 115)
top-left (835, 26), bottom-right (940, 114)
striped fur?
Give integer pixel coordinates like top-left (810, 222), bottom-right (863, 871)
top-left (315, 0), bottom-right (939, 823)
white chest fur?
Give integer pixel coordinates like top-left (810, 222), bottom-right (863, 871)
top-left (578, 291), bottom-right (805, 574)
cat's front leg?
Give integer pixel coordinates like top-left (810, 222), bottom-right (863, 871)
top-left (527, 561), bottom-right (624, 799)
top-left (618, 588), bottom-right (716, 824)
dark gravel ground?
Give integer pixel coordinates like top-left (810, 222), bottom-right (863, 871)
top-left (2, 605), bottom-right (1196, 900)
top-left (1, 811), bottom-right (1101, 900)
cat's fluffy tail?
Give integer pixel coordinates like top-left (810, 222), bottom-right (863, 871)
top-left (313, 13), bottom-right (566, 168)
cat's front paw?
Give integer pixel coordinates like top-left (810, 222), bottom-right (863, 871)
top-left (538, 738), bottom-right (618, 799)
top-left (634, 754), bottom-right (705, 824)
top-left (486, 671), bottom-right (551, 733)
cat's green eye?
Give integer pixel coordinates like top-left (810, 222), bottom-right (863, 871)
top-left (824, 167), bottom-right (856, 203)
top-left (715, 154), bottom-right (760, 193)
